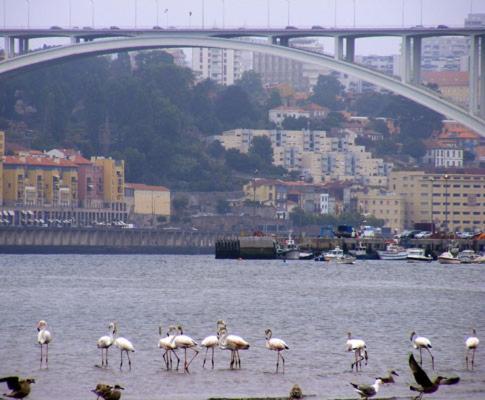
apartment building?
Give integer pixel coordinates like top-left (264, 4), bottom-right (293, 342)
top-left (389, 169), bottom-right (485, 232)
top-left (218, 128), bottom-right (391, 185)
top-left (191, 47), bottom-right (250, 86)
top-left (354, 189), bottom-right (405, 232)
top-left (92, 157), bottom-right (125, 209)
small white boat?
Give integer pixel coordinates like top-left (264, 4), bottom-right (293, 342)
top-left (457, 249), bottom-right (478, 264)
top-left (378, 243), bottom-right (408, 260)
top-left (406, 248), bottom-right (433, 262)
top-left (336, 254), bottom-right (356, 264)
top-left (438, 251), bottom-right (461, 264)
top-left (323, 246), bottom-right (344, 261)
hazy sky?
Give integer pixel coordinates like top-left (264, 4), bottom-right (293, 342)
top-left (2, 0), bottom-right (485, 55)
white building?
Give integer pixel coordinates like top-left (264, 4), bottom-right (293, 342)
top-left (268, 104), bottom-right (329, 127)
top-left (191, 47), bottom-right (249, 86)
top-left (423, 146), bottom-right (464, 168)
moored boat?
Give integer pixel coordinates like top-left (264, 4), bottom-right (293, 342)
top-left (438, 251), bottom-right (461, 264)
top-left (378, 243), bottom-right (408, 260)
top-left (336, 254), bottom-right (356, 264)
top-left (406, 248), bottom-right (433, 262)
top-left (349, 242), bottom-right (379, 260)
top-left (323, 246), bottom-right (344, 261)
top-left (457, 249), bottom-right (478, 264)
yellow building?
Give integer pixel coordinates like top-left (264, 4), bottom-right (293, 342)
top-left (92, 157), bottom-right (125, 206)
top-left (354, 189), bottom-right (405, 232)
top-left (125, 183), bottom-right (170, 217)
top-left (243, 179), bottom-right (279, 207)
top-left (2, 155), bottom-right (78, 207)
top-left (389, 169), bottom-right (485, 232)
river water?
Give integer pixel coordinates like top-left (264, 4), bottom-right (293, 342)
top-left (0, 255), bottom-right (483, 400)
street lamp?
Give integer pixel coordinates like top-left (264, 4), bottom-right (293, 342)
top-left (429, 176), bottom-right (434, 232)
top-left (155, 0), bottom-right (159, 26)
top-left (444, 174), bottom-right (450, 232)
top-left (221, 0), bottom-right (225, 28)
top-left (353, 0), bottom-right (356, 28)
top-left (286, 0), bottom-right (290, 26)
top-left (202, 0), bottom-right (205, 28)
top-left (420, 0), bottom-right (423, 26)
top-left (134, 0), bottom-right (138, 28)
top-left (3, 0), bottom-right (6, 28)
top-left (164, 8), bottom-right (168, 28)
top-left (25, 0), bottom-right (30, 28)
top-left (90, 0), bottom-right (95, 28)
top-left (266, 0), bottom-right (270, 28)
top-left (69, 0), bottom-right (72, 28)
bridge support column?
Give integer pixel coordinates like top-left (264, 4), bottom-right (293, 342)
top-left (334, 36), bottom-right (344, 60)
top-left (469, 35), bottom-right (480, 115)
top-left (270, 36), bottom-right (277, 45)
top-left (18, 38), bottom-right (29, 55)
top-left (412, 36), bottom-right (421, 85)
top-left (4, 36), bottom-right (15, 59)
top-left (479, 35), bottom-right (485, 118)
top-left (279, 37), bottom-right (289, 47)
top-left (401, 35), bottom-right (412, 83)
top-left (345, 37), bottom-right (355, 62)
top-left (70, 36), bottom-right (81, 44)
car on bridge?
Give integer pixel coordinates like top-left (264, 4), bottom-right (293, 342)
top-left (152, 25), bottom-right (163, 30)
top-left (285, 25), bottom-right (298, 30)
top-left (311, 25), bottom-right (325, 29)
top-left (50, 25), bottom-right (62, 30)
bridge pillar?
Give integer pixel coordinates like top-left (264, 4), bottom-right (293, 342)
top-left (400, 35), bottom-right (412, 84)
top-left (480, 36), bottom-right (485, 118)
top-left (70, 36), bottom-right (81, 44)
top-left (412, 36), bottom-right (421, 85)
top-left (345, 37), bottom-right (355, 62)
top-left (469, 35), bottom-right (480, 115)
top-left (334, 36), bottom-right (344, 60)
top-left (18, 38), bottom-right (29, 55)
top-left (269, 36), bottom-right (277, 45)
top-left (4, 36), bottom-right (15, 59)
top-left (279, 37), bottom-right (289, 47)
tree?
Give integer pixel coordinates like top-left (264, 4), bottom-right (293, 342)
top-left (311, 74), bottom-right (344, 110)
top-left (266, 89), bottom-right (282, 109)
top-left (236, 70), bottom-right (266, 105)
top-left (216, 86), bottom-right (256, 129)
top-left (249, 136), bottom-right (273, 167)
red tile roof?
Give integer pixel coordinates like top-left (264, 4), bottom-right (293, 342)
top-left (125, 183), bottom-right (169, 192)
top-left (3, 155), bottom-right (78, 168)
top-left (68, 154), bottom-right (92, 165)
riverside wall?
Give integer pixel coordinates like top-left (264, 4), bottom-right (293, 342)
top-left (0, 227), bottom-right (482, 255)
top-left (0, 227), bottom-right (218, 254)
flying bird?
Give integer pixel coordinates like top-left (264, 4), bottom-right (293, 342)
top-left (408, 353), bottom-right (459, 399)
top-left (346, 332), bottom-right (368, 371)
top-left (217, 325), bottom-right (249, 369)
top-left (113, 326), bottom-right (135, 370)
top-left (37, 320), bottom-right (52, 367)
top-left (264, 328), bottom-right (289, 373)
top-left (0, 376), bottom-right (35, 399)
top-left (97, 322), bottom-right (116, 367)
top-left (350, 378), bottom-right (382, 399)
top-left (465, 328), bottom-right (479, 370)
top-left (410, 331), bottom-right (434, 369)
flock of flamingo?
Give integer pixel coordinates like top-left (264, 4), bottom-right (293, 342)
top-left (0, 320), bottom-right (480, 400)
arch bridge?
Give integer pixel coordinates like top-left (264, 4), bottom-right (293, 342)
top-left (1, 29), bottom-right (485, 136)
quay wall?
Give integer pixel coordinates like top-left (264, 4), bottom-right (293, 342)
top-left (0, 227), bottom-right (482, 255)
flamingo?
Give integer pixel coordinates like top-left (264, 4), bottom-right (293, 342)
top-left (410, 331), bottom-right (434, 370)
top-left (201, 320), bottom-right (225, 369)
top-left (113, 325), bottom-right (135, 370)
top-left (158, 325), bottom-right (179, 370)
top-left (346, 332), bottom-right (368, 371)
top-left (217, 325), bottom-right (250, 369)
top-left (172, 325), bottom-right (199, 373)
top-left (37, 320), bottom-right (52, 367)
top-left (350, 378), bottom-right (382, 399)
top-left (97, 322), bottom-right (116, 367)
top-left (465, 328), bottom-right (479, 370)
top-left (264, 329), bottom-right (289, 373)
